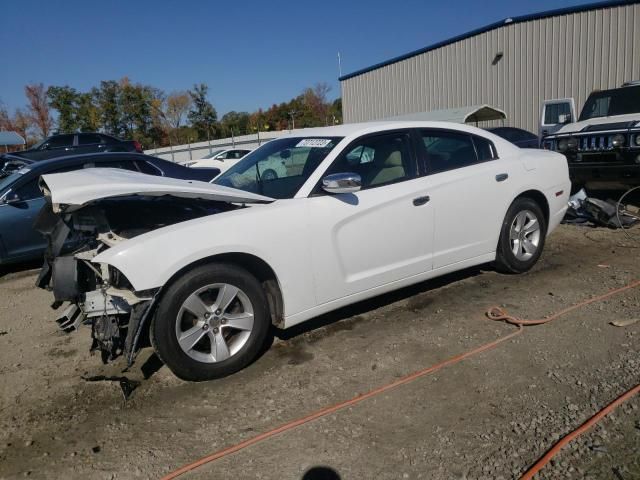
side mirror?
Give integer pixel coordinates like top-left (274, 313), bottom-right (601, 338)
top-left (322, 173), bottom-right (361, 194)
top-left (2, 191), bottom-right (22, 205)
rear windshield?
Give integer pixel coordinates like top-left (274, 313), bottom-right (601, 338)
top-left (579, 86), bottom-right (640, 121)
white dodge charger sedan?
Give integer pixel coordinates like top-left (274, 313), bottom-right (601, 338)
top-left (36, 121), bottom-right (570, 381)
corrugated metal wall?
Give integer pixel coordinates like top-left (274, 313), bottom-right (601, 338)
top-left (341, 3), bottom-right (640, 132)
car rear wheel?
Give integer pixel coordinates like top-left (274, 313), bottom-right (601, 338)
top-left (495, 197), bottom-right (547, 274)
top-left (151, 263), bottom-right (270, 381)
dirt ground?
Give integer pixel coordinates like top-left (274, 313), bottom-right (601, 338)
top-left (0, 224), bottom-right (639, 480)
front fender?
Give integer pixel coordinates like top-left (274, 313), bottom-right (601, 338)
top-left (93, 201), bottom-right (316, 318)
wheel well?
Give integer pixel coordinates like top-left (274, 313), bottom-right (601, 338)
top-left (515, 190), bottom-right (549, 226)
top-left (162, 253), bottom-right (285, 326)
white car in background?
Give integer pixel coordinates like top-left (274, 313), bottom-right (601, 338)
top-left (37, 121), bottom-right (570, 381)
top-left (184, 148), bottom-right (252, 171)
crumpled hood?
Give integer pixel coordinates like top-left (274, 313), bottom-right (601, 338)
top-left (40, 168), bottom-right (274, 212)
top-left (554, 113), bottom-right (640, 135)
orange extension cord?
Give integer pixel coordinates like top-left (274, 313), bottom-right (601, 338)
top-left (161, 279), bottom-right (640, 480)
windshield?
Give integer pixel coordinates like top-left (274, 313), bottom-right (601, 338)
top-left (214, 137), bottom-right (343, 199)
top-left (579, 86), bottom-right (640, 121)
top-left (201, 149), bottom-right (225, 159)
top-left (0, 168), bottom-right (29, 194)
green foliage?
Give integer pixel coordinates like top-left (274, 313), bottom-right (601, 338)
top-left (76, 92), bottom-right (100, 132)
top-left (96, 80), bottom-right (122, 137)
top-left (47, 86), bottom-right (79, 133)
top-left (187, 83), bottom-right (217, 140)
top-left (37, 78), bottom-right (342, 149)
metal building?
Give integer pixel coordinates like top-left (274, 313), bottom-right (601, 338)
top-left (339, 0), bottom-right (640, 133)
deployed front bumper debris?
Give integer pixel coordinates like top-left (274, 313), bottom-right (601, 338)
top-left (34, 195), bottom-right (236, 367)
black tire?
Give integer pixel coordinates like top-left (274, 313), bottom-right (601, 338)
top-left (262, 169), bottom-right (277, 181)
top-left (494, 197), bottom-right (547, 274)
top-left (150, 263), bottom-right (271, 381)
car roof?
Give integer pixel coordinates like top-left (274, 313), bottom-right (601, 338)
top-left (24, 152), bottom-right (161, 173)
top-left (278, 120), bottom-right (505, 138)
top-left (276, 120), bottom-right (521, 153)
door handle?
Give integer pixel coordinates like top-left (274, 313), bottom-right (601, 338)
top-left (495, 173), bottom-right (508, 182)
top-left (413, 195), bottom-right (430, 206)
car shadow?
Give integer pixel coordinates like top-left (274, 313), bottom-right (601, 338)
top-left (302, 466), bottom-right (341, 480)
top-left (274, 264), bottom-right (486, 342)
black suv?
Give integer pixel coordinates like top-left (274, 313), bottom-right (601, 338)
top-left (3, 133), bottom-right (143, 162)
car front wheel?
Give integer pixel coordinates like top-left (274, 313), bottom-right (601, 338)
top-left (494, 197), bottom-right (547, 274)
top-left (151, 263), bottom-right (270, 381)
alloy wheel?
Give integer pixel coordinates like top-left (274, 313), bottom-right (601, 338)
top-left (509, 210), bottom-right (541, 261)
top-left (175, 283), bottom-right (254, 363)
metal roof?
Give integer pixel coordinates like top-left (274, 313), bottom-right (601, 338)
top-left (0, 131), bottom-right (26, 146)
top-left (381, 105), bottom-right (507, 124)
top-left (339, 0), bottom-right (640, 81)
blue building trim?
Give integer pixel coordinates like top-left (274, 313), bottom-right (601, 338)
top-left (339, 0), bottom-right (639, 81)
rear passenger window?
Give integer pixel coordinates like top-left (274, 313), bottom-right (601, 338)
top-left (473, 136), bottom-right (498, 161)
top-left (421, 132), bottom-right (477, 173)
top-left (78, 134), bottom-right (104, 145)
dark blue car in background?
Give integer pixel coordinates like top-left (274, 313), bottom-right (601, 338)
top-left (0, 152), bottom-right (220, 266)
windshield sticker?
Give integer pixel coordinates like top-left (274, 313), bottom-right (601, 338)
top-left (295, 139), bottom-right (332, 148)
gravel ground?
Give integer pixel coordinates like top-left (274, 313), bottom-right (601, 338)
top-left (0, 224), bottom-right (639, 480)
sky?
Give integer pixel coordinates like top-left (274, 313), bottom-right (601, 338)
top-left (0, 0), bottom-right (597, 117)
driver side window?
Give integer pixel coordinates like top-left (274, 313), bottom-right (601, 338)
top-left (324, 132), bottom-right (414, 190)
top-left (41, 135), bottom-right (74, 150)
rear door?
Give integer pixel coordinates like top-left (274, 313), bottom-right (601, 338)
top-left (539, 99), bottom-right (577, 138)
top-left (417, 129), bottom-right (516, 269)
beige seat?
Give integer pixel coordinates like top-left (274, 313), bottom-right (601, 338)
top-left (364, 150), bottom-right (405, 186)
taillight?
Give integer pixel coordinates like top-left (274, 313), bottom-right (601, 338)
top-left (133, 140), bottom-right (143, 153)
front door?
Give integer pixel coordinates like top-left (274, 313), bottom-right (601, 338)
top-left (308, 131), bottom-right (434, 305)
top-left (0, 176), bottom-right (47, 261)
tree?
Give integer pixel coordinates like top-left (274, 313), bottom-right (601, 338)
top-left (0, 103), bottom-right (10, 131)
top-left (25, 83), bottom-right (52, 138)
top-left (96, 80), bottom-right (122, 136)
top-left (47, 85), bottom-right (79, 133)
top-left (219, 111), bottom-right (250, 137)
top-left (165, 91), bottom-right (192, 130)
top-left (0, 103), bottom-right (32, 148)
top-left (12, 109), bottom-right (32, 141)
top-left (76, 92), bottom-right (100, 132)
top-left (188, 83), bottom-right (217, 140)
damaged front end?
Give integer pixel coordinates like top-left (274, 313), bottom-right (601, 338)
top-left (35, 196), bottom-right (237, 366)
